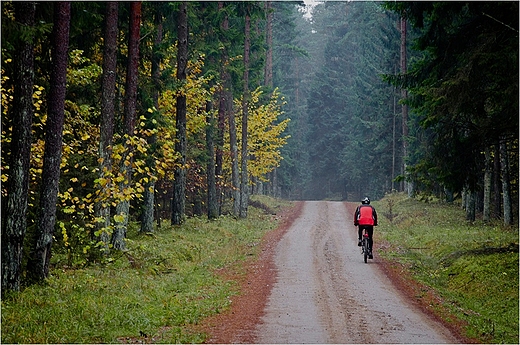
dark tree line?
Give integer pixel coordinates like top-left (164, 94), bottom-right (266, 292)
top-left (384, 1), bottom-right (518, 223)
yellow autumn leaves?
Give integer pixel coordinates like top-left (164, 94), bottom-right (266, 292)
top-left (236, 87), bottom-right (289, 182)
top-left (1, 48), bottom-right (289, 254)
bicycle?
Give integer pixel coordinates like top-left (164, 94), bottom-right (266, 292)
top-left (361, 228), bottom-right (373, 263)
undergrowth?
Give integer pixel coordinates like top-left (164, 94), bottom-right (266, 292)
top-left (375, 192), bottom-right (519, 344)
top-left (1, 196), bottom-right (292, 344)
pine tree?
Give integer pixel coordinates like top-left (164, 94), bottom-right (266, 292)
top-left (2, 1), bottom-right (36, 292)
top-left (28, 1), bottom-right (71, 282)
top-left (171, 1), bottom-right (188, 225)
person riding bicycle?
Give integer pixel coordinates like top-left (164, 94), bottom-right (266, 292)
top-left (354, 197), bottom-right (378, 258)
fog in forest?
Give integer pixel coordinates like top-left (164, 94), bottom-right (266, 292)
top-left (275, 1), bottom-right (404, 201)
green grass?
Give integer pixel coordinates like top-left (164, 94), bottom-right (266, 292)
top-left (1, 196), bottom-right (292, 344)
top-left (374, 193), bottom-right (519, 343)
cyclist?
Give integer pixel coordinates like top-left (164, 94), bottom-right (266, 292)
top-left (354, 197), bottom-right (378, 259)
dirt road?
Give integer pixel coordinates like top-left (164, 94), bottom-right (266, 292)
top-left (254, 201), bottom-right (458, 343)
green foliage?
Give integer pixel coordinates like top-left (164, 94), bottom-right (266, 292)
top-left (376, 193), bottom-right (519, 343)
top-left (385, 2), bottom-right (519, 193)
top-left (1, 197), bottom-right (292, 343)
top-left (236, 87), bottom-right (290, 181)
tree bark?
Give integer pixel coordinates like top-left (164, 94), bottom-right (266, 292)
top-left (492, 142), bottom-right (502, 219)
top-left (465, 188), bottom-right (476, 222)
top-left (217, 2), bottom-right (238, 217)
top-left (264, 1), bottom-right (273, 89)
top-left (264, 1), bottom-right (276, 198)
top-left (95, 1), bottom-right (118, 252)
top-left (229, 100), bottom-right (240, 217)
top-left (482, 146), bottom-right (492, 222)
top-left (400, 17), bottom-right (410, 196)
top-left (499, 138), bottom-right (513, 225)
top-left (172, 1), bottom-right (188, 225)
top-left (2, 1), bottom-right (36, 293)
top-left (206, 101), bottom-right (219, 219)
top-left (239, 8), bottom-right (251, 219)
top-left (27, 1), bottom-right (71, 283)
top-left (216, 2), bottom-right (229, 215)
top-left (216, 89), bottom-right (226, 215)
top-left (113, 1), bottom-right (141, 249)
top-left (141, 4), bottom-right (163, 234)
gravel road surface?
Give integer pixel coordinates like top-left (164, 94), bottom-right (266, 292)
top-left (254, 201), bottom-right (458, 344)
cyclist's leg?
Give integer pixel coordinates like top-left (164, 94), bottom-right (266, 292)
top-left (367, 226), bottom-right (374, 251)
top-left (358, 226), bottom-right (363, 246)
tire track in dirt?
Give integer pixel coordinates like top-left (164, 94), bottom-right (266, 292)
top-left (312, 202), bottom-right (374, 343)
top-left (255, 201), bottom-right (458, 344)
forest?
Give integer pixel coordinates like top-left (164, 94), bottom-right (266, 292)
top-left (1, 1), bottom-right (518, 293)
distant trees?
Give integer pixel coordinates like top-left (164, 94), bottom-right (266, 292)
top-left (299, 1), bottom-right (401, 200)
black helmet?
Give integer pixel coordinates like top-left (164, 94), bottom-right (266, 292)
top-left (362, 197), bottom-right (370, 205)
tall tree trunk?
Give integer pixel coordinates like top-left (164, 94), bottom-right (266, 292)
top-left (229, 100), bottom-right (240, 217)
top-left (499, 138), bottom-right (513, 225)
top-left (215, 91), bottom-right (226, 214)
top-left (95, 1), bottom-right (118, 252)
top-left (2, 1), bottom-right (36, 293)
top-left (264, 1), bottom-right (275, 197)
top-left (27, 1), bottom-right (71, 283)
top-left (391, 65), bottom-right (397, 192)
top-left (172, 1), bottom-right (188, 225)
top-left (113, 1), bottom-right (141, 249)
top-left (492, 142), bottom-right (502, 219)
top-left (216, 2), bottom-right (229, 215)
top-left (206, 101), bottom-right (219, 219)
top-left (483, 145), bottom-right (492, 222)
top-left (465, 187), bottom-right (476, 222)
top-left (217, 2), bottom-right (238, 216)
top-left (141, 4), bottom-right (163, 233)
top-left (272, 169), bottom-right (278, 198)
top-left (264, 1), bottom-right (273, 89)
top-left (239, 8), bottom-right (251, 219)
top-left (400, 17), bottom-right (409, 195)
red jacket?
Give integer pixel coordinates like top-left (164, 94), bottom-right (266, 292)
top-left (354, 205), bottom-right (377, 226)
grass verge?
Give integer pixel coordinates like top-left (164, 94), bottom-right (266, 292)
top-left (1, 196), bottom-right (292, 344)
top-left (374, 192), bottom-right (518, 344)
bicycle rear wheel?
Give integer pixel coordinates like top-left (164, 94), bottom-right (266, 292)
top-left (363, 238), bottom-right (368, 263)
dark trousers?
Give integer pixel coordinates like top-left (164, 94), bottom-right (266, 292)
top-left (358, 225), bottom-right (373, 250)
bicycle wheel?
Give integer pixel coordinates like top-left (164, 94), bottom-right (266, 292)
top-left (363, 238), bottom-right (368, 263)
